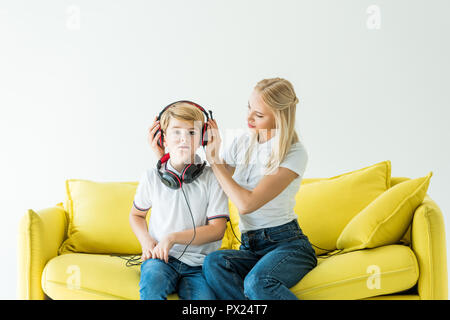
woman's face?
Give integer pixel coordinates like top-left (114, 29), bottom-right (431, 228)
top-left (247, 89), bottom-right (276, 140)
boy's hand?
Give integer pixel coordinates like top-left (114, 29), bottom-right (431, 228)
top-left (151, 234), bottom-right (175, 263)
top-left (141, 237), bottom-right (158, 262)
top-left (148, 116), bottom-right (165, 159)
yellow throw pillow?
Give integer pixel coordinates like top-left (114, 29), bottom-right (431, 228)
top-left (229, 201), bottom-right (242, 250)
top-left (336, 172), bottom-right (433, 253)
top-left (59, 179), bottom-right (145, 255)
top-left (295, 161), bottom-right (391, 255)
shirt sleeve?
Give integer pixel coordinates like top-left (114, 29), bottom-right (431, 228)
top-left (279, 143), bottom-right (309, 178)
top-left (133, 170), bottom-right (152, 211)
top-left (206, 170), bottom-right (230, 222)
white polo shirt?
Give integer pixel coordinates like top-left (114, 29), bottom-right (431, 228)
top-left (133, 154), bottom-right (229, 267)
top-left (221, 132), bottom-right (308, 233)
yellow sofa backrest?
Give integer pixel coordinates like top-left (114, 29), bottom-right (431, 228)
top-left (59, 161), bottom-right (423, 257)
top-left (225, 161), bottom-right (393, 254)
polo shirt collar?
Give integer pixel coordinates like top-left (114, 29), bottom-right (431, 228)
top-left (165, 153), bottom-right (202, 175)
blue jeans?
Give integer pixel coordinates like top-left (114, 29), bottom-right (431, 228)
top-left (203, 219), bottom-right (317, 300)
top-left (139, 256), bottom-right (216, 300)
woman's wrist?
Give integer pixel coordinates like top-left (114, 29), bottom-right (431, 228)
top-left (211, 161), bottom-right (226, 171)
top-left (208, 155), bottom-right (224, 167)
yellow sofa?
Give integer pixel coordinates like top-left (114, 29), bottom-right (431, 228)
top-left (18, 164), bottom-right (448, 300)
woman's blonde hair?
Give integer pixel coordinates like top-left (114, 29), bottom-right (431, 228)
top-left (160, 102), bottom-right (205, 132)
top-left (244, 78), bottom-right (300, 175)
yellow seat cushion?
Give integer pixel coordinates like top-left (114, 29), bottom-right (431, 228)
top-left (43, 245), bottom-right (418, 300)
top-left (59, 179), bottom-right (145, 255)
top-left (42, 253), bottom-right (179, 300)
top-left (337, 172), bottom-right (433, 253)
top-left (294, 161), bottom-right (392, 255)
top-left (291, 245), bottom-right (419, 299)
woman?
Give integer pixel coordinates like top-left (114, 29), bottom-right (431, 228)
top-left (148, 78), bottom-right (317, 300)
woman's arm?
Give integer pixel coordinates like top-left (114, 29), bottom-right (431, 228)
top-left (211, 163), bottom-right (298, 214)
top-left (206, 119), bottom-right (299, 215)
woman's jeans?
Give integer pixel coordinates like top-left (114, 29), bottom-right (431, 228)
top-left (140, 256), bottom-right (216, 300)
top-left (203, 219), bottom-right (317, 300)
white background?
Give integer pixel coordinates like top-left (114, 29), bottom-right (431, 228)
top-left (1, 0), bottom-right (449, 299)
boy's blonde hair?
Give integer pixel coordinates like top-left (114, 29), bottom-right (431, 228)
top-left (244, 78), bottom-right (300, 175)
top-left (160, 102), bottom-right (205, 133)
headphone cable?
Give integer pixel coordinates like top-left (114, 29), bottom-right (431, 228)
top-left (178, 184), bottom-right (196, 261)
top-left (227, 218), bottom-right (340, 258)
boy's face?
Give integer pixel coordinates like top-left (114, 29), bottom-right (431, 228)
top-left (163, 118), bottom-right (202, 164)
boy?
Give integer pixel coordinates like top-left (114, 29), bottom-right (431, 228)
top-left (129, 102), bottom-right (229, 300)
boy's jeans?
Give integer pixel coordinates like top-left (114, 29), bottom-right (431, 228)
top-left (139, 256), bottom-right (216, 300)
top-left (203, 219), bottom-right (318, 300)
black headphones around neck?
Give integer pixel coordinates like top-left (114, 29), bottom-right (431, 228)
top-left (157, 153), bottom-right (206, 190)
top-left (155, 100), bottom-right (213, 190)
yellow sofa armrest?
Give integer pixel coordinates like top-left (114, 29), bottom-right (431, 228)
top-left (411, 195), bottom-right (448, 300)
top-left (18, 203), bottom-right (68, 300)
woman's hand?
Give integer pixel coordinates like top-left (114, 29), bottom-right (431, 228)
top-left (141, 237), bottom-right (158, 262)
top-left (151, 234), bottom-right (175, 263)
top-left (205, 119), bottom-right (222, 165)
top-left (148, 116), bottom-right (165, 159)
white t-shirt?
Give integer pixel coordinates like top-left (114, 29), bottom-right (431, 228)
top-left (133, 154), bottom-right (230, 267)
top-left (221, 132), bottom-right (308, 233)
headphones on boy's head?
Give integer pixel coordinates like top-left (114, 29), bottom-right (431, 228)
top-left (154, 100), bottom-right (214, 149)
top-left (155, 100), bottom-right (213, 190)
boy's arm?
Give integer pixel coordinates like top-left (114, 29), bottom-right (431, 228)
top-left (129, 205), bottom-right (157, 260)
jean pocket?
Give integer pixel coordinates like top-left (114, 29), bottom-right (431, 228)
top-left (264, 228), bottom-right (302, 243)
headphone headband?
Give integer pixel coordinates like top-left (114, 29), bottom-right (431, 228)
top-left (157, 100), bottom-right (211, 123)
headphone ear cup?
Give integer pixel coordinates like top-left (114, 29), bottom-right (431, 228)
top-left (161, 171), bottom-right (181, 189)
top-left (182, 165), bottom-right (197, 184)
top-left (157, 158), bottom-right (181, 189)
top-left (155, 129), bottom-right (164, 148)
top-left (201, 123), bottom-right (208, 146)
top-left (182, 163), bottom-right (205, 184)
